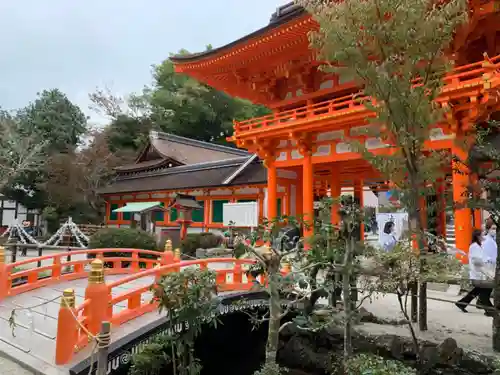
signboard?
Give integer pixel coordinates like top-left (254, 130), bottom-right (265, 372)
top-left (376, 213), bottom-right (409, 243)
top-left (223, 202), bottom-right (258, 227)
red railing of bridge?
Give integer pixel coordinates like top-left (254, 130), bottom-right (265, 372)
top-left (231, 54), bottom-right (500, 136)
top-left (0, 247), bottom-right (268, 366)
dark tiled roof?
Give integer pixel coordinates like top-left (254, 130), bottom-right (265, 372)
top-left (149, 131), bottom-right (248, 164)
top-left (99, 157), bottom-right (267, 195)
top-left (115, 158), bottom-right (178, 172)
top-left (169, 2), bottom-right (306, 63)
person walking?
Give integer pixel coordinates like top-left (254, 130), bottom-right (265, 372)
top-left (455, 229), bottom-right (494, 316)
top-left (379, 221), bottom-right (397, 252)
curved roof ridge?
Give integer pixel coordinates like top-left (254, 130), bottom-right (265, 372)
top-left (116, 155), bottom-right (258, 182)
top-left (150, 131), bottom-right (248, 156)
top-left (169, 4), bottom-right (306, 63)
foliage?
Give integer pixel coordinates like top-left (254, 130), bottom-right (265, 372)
top-left (299, 0), bottom-right (468, 331)
top-left (345, 354), bottom-right (416, 375)
top-left (39, 130), bottom-right (135, 224)
top-left (0, 111), bottom-right (46, 191)
top-left (88, 227), bottom-right (160, 265)
top-left (89, 86), bottom-right (152, 153)
top-left (2, 89), bottom-right (88, 211)
top-left (130, 268), bottom-right (219, 375)
top-left (143, 51), bottom-right (270, 145)
top-left (253, 362), bottom-right (287, 375)
top-left (180, 232), bottom-right (224, 258)
top-left (462, 121), bottom-right (500, 350)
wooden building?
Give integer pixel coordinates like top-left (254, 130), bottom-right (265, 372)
top-left (0, 194), bottom-right (42, 234)
top-left (100, 131), bottom-right (298, 234)
top-left (170, 2), bottom-right (500, 257)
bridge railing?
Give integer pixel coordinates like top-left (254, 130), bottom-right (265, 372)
top-left (52, 250), bottom-right (282, 366)
top-left (0, 247), bottom-right (167, 298)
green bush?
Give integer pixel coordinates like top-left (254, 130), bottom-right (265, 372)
top-left (180, 232), bottom-right (223, 258)
top-left (88, 227), bottom-right (160, 267)
top-left (345, 354), bottom-right (416, 375)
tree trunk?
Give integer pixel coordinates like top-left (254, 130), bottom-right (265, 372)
top-left (342, 236), bottom-right (355, 365)
top-left (410, 189), bottom-right (428, 331)
top-left (492, 229), bottom-right (500, 351)
top-left (265, 256), bottom-right (282, 365)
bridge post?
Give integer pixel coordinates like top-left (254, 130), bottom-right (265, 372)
top-left (0, 247), bottom-right (8, 299)
top-left (84, 259), bottom-right (111, 338)
top-left (173, 248), bottom-right (181, 272)
top-left (233, 263), bottom-right (243, 286)
top-left (55, 289), bottom-right (78, 365)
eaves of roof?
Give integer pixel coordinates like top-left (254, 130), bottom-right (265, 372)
top-left (169, 3), bottom-right (306, 63)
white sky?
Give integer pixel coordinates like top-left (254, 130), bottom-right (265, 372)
top-left (0, 0), bottom-right (287, 123)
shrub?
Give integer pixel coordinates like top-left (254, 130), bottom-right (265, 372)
top-left (345, 354), bottom-right (416, 375)
top-left (88, 227), bottom-right (160, 267)
top-left (180, 232), bottom-right (223, 258)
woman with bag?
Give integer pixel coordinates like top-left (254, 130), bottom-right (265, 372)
top-left (455, 229), bottom-right (494, 316)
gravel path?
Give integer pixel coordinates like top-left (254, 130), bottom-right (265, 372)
top-left (359, 288), bottom-right (497, 357)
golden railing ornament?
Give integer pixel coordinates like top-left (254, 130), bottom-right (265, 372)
top-left (0, 246), bottom-right (4, 264)
top-left (61, 288), bottom-right (76, 308)
top-left (88, 259), bottom-right (104, 284)
top-left (174, 248), bottom-right (181, 259)
top-left (164, 239), bottom-right (172, 252)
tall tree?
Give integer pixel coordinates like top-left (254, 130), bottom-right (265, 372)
top-left (300, 0), bottom-right (467, 331)
top-left (89, 87), bottom-right (152, 153)
top-left (146, 50), bottom-right (270, 145)
top-left (2, 89), bottom-right (88, 210)
top-left (0, 111), bottom-right (45, 190)
top-left (41, 130), bottom-right (135, 224)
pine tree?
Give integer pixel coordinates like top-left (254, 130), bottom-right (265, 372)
top-left (299, 0), bottom-right (468, 330)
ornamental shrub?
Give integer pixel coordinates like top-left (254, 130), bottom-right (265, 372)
top-left (180, 232), bottom-right (223, 258)
top-left (88, 227), bottom-right (160, 267)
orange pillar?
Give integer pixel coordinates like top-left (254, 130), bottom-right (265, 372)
top-left (437, 179), bottom-right (447, 236)
top-left (303, 152), bottom-right (314, 239)
top-left (55, 289), bottom-right (78, 365)
top-left (354, 180), bottom-right (364, 238)
top-left (267, 160), bottom-right (278, 221)
top-left (0, 246), bottom-right (8, 300)
top-left (452, 143), bottom-right (472, 262)
top-left (330, 169), bottom-right (341, 225)
top-left (295, 172), bottom-right (303, 218)
top-left (84, 259), bottom-right (110, 337)
top-left (258, 189), bottom-right (265, 223)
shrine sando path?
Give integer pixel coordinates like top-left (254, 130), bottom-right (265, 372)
top-left (0, 248), bottom-right (261, 375)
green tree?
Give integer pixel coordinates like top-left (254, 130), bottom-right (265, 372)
top-left (2, 89), bottom-right (88, 211)
top-left (300, 0), bottom-right (468, 331)
top-left (146, 50), bottom-right (269, 145)
top-left (89, 86), bottom-right (151, 153)
top-left (0, 110), bottom-right (45, 190)
top-left (462, 122), bottom-right (500, 350)
top-left (16, 89), bottom-right (87, 152)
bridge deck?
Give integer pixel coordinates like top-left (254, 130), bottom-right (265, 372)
top-left (0, 262), bottom-right (235, 375)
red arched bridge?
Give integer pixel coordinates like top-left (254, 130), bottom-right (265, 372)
top-left (0, 247), bottom-right (275, 375)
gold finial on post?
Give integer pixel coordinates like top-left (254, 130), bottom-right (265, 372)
top-left (61, 288), bottom-right (76, 308)
top-left (88, 259), bottom-right (105, 284)
top-left (0, 246), bottom-right (5, 264)
top-left (164, 239), bottom-right (172, 252)
top-left (174, 248), bottom-right (181, 260)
